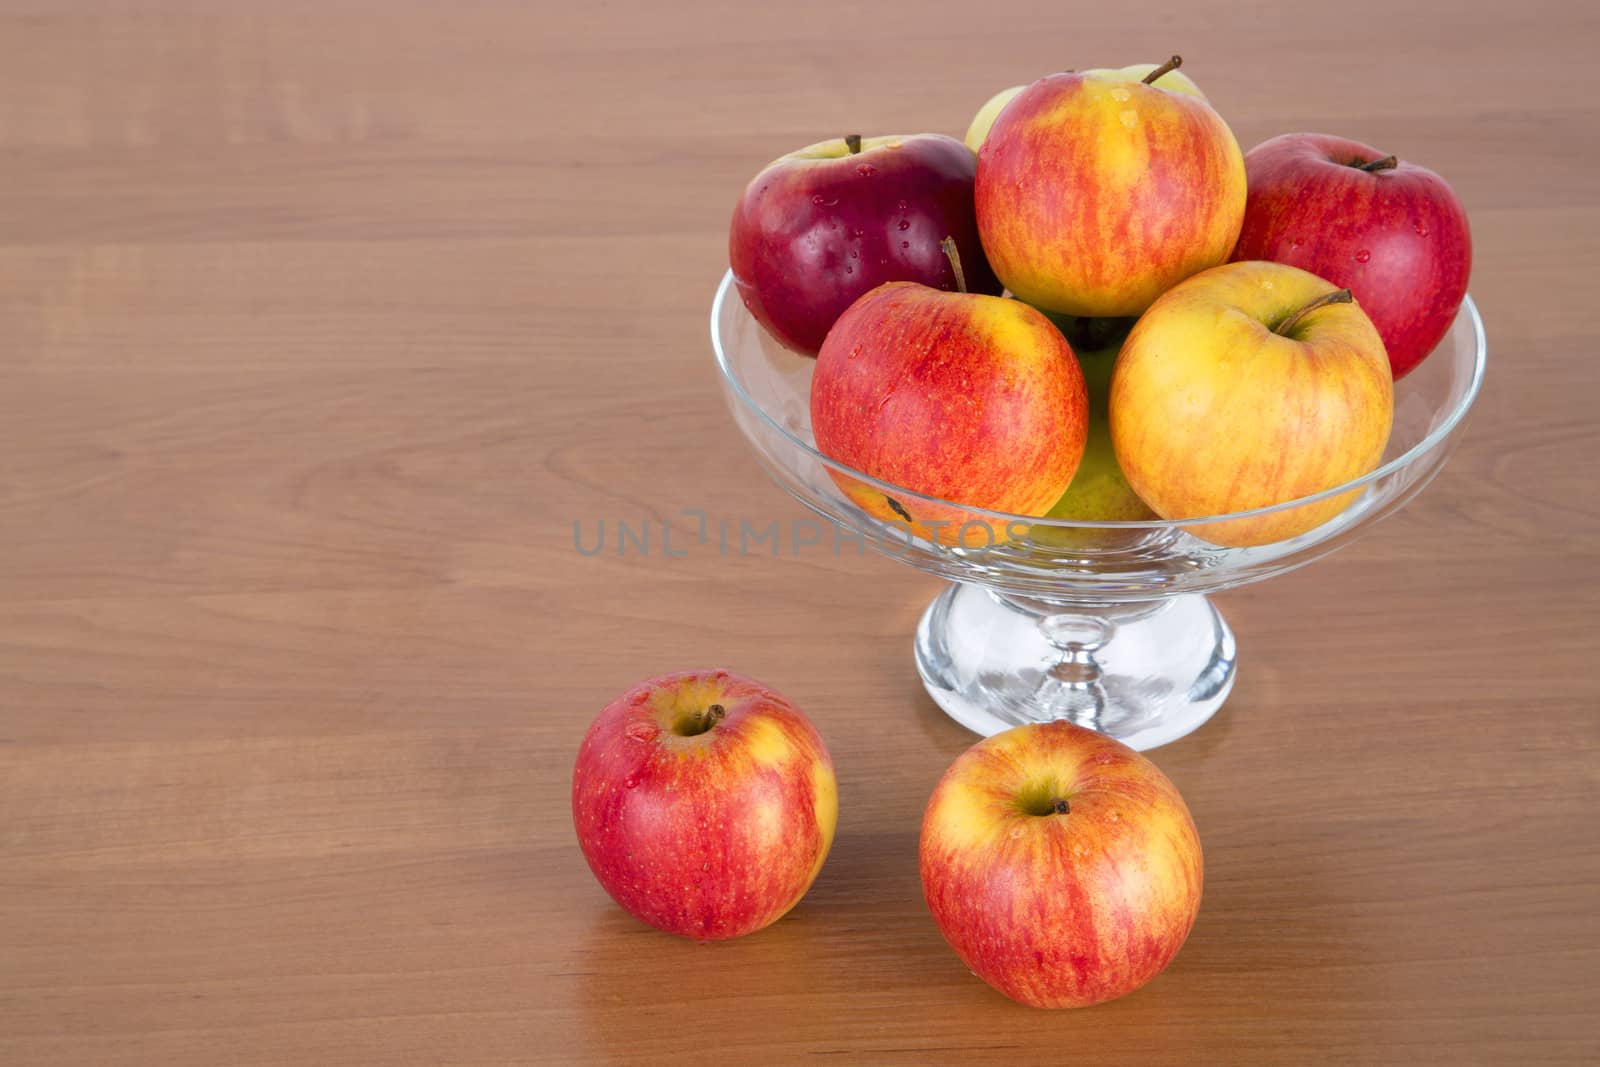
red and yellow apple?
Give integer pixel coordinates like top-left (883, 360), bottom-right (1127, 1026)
top-left (964, 62), bottom-right (1206, 152)
top-left (571, 669), bottom-right (837, 940)
top-left (1231, 132), bottom-right (1472, 379)
top-left (920, 720), bottom-right (1203, 1008)
top-left (1110, 261), bottom-right (1395, 547)
top-left (729, 133), bottom-right (1001, 355)
top-left (811, 274), bottom-right (1088, 547)
top-left (976, 57), bottom-right (1246, 317)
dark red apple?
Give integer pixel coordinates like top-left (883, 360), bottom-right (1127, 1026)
top-left (1231, 132), bottom-right (1472, 379)
top-left (729, 133), bottom-right (1000, 355)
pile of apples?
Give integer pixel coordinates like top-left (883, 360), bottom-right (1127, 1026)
top-left (728, 57), bottom-right (1472, 548)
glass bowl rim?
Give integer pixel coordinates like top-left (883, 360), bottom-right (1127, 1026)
top-left (709, 270), bottom-right (1487, 531)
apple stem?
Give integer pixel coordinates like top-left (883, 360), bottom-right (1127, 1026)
top-left (1142, 55), bottom-right (1182, 84)
top-left (1357, 155), bottom-right (1399, 173)
top-left (1274, 289), bottom-right (1354, 337)
top-left (844, 133), bottom-right (862, 155)
top-left (1053, 798), bottom-right (1070, 815)
top-left (939, 236), bottom-right (968, 294)
top-left (703, 704), bottom-right (726, 729)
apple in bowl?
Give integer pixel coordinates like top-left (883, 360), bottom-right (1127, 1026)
top-left (1231, 132), bottom-right (1472, 379)
top-left (729, 133), bottom-right (1000, 355)
top-left (964, 61), bottom-right (1207, 152)
top-left (920, 720), bottom-right (1203, 1008)
top-left (572, 669), bottom-right (837, 940)
top-left (976, 56), bottom-right (1246, 318)
top-left (810, 245), bottom-right (1088, 547)
top-left (1110, 261), bottom-right (1394, 547)
top-left (1037, 314), bottom-right (1156, 526)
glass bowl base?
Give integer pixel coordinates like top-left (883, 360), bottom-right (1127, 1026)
top-left (914, 583), bottom-right (1237, 750)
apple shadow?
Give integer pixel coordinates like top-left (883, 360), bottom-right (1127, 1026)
top-left (570, 825), bottom-right (964, 1059)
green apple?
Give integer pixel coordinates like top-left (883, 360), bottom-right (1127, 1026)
top-left (963, 63), bottom-right (1207, 152)
top-left (1031, 315), bottom-right (1156, 548)
top-left (963, 86), bottom-right (1025, 152)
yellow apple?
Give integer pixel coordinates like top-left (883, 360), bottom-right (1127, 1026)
top-left (963, 63), bottom-right (1206, 153)
top-left (1110, 261), bottom-right (1395, 547)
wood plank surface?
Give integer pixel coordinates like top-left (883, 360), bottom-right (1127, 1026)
top-left (1, 1), bottom-right (1597, 1062)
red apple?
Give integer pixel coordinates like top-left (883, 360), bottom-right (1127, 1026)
top-left (730, 133), bottom-right (1000, 355)
top-left (572, 669), bottom-right (837, 940)
top-left (1231, 132), bottom-right (1472, 379)
top-left (976, 57), bottom-right (1246, 317)
top-left (810, 263), bottom-right (1087, 547)
top-left (1110, 261), bottom-right (1394, 547)
top-left (920, 721), bottom-right (1203, 1008)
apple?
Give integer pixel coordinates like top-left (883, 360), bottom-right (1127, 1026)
top-left (811, 248), bottom-right (1088, 548)
top-left (571, 669), bottom-right (837, 940)
top-left (920, 720), bottom-right (1203, 1009)
top-left (1230, 132), bottom-right (1472, 379)
top-left (1110, 261), bottom-right (1394, 547)
top-left (729, 133), bottom-right (1001, 355)
top-left (963, 86), bottom-right (1024, 153)
top-left (1038, 315), bottom-right (1156, 525)
top-left (976, 56), bottom-right (1246, 317)
top-left (964, 62), bottom-right (1206, 152)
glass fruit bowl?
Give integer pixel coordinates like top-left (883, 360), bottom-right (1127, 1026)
top-left (710, 272), bottom-right (1486, 749)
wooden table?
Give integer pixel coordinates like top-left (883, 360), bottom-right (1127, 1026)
top-left (2, 2), bottom-right (1596, 1063)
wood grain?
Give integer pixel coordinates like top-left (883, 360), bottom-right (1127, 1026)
top-left (2, 1), bottom-right (1598, 1063)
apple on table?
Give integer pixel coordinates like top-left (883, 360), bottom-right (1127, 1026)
top-left (729, 133), bottom-right (1000, 356)
top-left (571, 669), bottom-right (837, 941)
top-left (1110, 260), bottom-right (1395, 547)
top-left (976, 56), bottom-right (1246, 318)
top-left (1231, 132), bottom-right (1472, 379)
top-left (920, 720), bottom-right (1203, 1008)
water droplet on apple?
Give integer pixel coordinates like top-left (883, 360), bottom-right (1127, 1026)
top-left (1414, 221), bottom-right (1429, 237)
top-left (897, 199), bottom-right (908, 210)
top-left (848, 344), bottom-right (861, 360)
top-left (811, 194), bottom-right (838, 207)
top-left (1110, 87), bottom-right (1131, 102)
top-left (1289, 238), bottom-right (1303, 249)
top-left (622, 774), bottom-right (641, 789)
top-left (898, 219), bottom-right (911, 231)
top-left (844, 265), bottom-right (853, 274)
top-left (900, 241), bottom-right (909, 249)
top-left (1119, 109), bottom-right (1139, 129)
top-left (855, 163), bottom-right (876, 177)
top-left (1355, 249), bottom-right (1371, 263)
